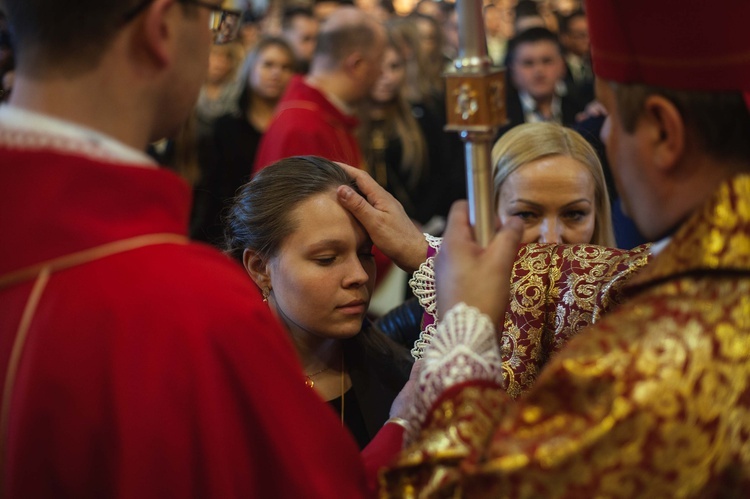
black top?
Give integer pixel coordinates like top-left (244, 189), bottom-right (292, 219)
top-left (327, 388), bottom-right (370, 449)
top-left (366, 102), bottom-right (465, 227)
top-left (191, 110), bottom-right (263, 245)
top-left (335, 326), bottom-right (412, 448)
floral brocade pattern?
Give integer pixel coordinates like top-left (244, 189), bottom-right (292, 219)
top-left (501, 243), bottom-right (651, 398)
top-left (382, 175), bottom-right (750, 497)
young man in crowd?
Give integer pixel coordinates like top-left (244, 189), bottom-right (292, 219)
top-left (502, 26), bottom-right (585, 132)
top-left (280, 6), bottom-right (319, 74)
top-left (559, 8), bottom-right (593, 104)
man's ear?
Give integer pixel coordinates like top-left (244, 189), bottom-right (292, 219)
top-left (243, 248), bottom-right (271, 290)
top-left (343, 50), bottom-right (366, 80)
top-left (641, 94), bottom-right (686, 172)
top-left (139, 0), bottom-right (176, 68)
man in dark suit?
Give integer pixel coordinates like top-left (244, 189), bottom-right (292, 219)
top-left (560, 9), bottom-right (594, 104)
top-left (500, 27), bottom-right (585, 136)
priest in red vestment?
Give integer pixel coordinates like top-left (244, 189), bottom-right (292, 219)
top-left (336, 0), bottom-right (750, 496)
top-left (253, 7), bottom-right (385, 174)
top-left (0, 1), bottom-right (405, 497)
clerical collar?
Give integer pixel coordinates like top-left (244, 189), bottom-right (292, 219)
top-left (0, 104), bottom-right (157, 167)
top-left (519, 91), bottom-right (562, 124)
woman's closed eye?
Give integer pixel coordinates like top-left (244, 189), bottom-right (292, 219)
top-left (314, 256), bottom-right (337, 266)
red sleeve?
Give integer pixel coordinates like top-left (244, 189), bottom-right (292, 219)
top-left (5, 248), bottom-right (371, 498)
top-left (373, 246), bottom-right (392, 288)
top-left (361, 422), bottom-right (405, 495)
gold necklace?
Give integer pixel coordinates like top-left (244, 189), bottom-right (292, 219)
top-left (304, 366), bottom-right (329, 388)
top-left (340, 355), bottom-right (345, 426)
top-left (305, 356), bottom-right (345, 426)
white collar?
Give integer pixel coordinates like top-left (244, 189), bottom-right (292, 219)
top-left (0, 104), bottom-right (157, 167)
top-left (519, 91), bottom-right (562, 124)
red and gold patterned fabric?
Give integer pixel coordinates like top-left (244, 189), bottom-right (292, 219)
top-left (501, 243), bottom-right (651, 398)
top-left (382, 174), bottom-right (750, 497)
top-left (0, 131), bottom-right (372, 498)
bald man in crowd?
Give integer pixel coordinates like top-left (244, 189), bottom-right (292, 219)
top-left (253, 6), bottom-right (385, 173)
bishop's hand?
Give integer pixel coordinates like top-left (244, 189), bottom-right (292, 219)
top-left (435, 201), bottom-right (523, 325)
top-left (336, 163), bottom-right (428, 273)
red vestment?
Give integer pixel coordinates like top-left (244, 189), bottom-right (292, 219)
top-left (253, 75), bottom-right (363, 174)
top-left (384, 175), bottom-right (750, 496)
top-left (0, 127), bottom-right (380, 497)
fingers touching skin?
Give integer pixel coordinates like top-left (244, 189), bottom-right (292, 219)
top-left (336, 163), bottom-right (428, 272)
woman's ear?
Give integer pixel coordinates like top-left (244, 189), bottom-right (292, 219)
top-left (243, 248), bottom-right (271, 290)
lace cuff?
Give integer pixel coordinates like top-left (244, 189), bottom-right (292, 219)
top-left (403, 302), bottom-right (503, 443)
top-left (408, 234), bottom-right (441, 315)
top-left (409, 234), bottom-right (441, 359)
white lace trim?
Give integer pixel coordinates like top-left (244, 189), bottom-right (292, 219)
top-left (403, 303), bottom-right (502, 443)
top-left (410, 323), bottom-right (436, 359)
top-left (408, 234), bottom-right (441, 314)
top-left (408, 234), bottom-right (441, 359)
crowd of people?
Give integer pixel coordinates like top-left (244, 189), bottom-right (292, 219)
top-left (114, 0), bottom-right (609, 249)
top-left (1, 0), bottom-right (750, 497)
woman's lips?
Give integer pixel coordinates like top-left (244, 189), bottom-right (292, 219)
top-left (337, 300), bottom-right (367, 314)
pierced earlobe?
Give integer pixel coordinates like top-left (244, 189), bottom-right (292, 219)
top-left (262, 287), bottom-right (271, 303)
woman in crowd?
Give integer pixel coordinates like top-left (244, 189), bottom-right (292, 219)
top-left (492, 122), bottom-right (616, 246)
top-left (192, 37), bottom-right (295, 244)
top-left (388, 17), bottom-right (443, 114)
top-left (194, 41), bottom-right (245, 138)
top-left (386, 18), bottom-right (466, 220)
top-left (224, 156), bottom-right (412, 449)
top-left (336, 123), bottom-right (634, 394)
top-left (357, 28), bottom-right (454, 229)
top-left (372, 123), bottom-right (617, 350)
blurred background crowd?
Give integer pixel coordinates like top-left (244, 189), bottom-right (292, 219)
top-left (0, 0), bottom-right (611, 242)
top-left (0, 0), bottom-right (644, 314)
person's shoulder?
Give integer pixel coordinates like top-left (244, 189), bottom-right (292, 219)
top-left (139, 241), bottom-right (256, 299)
top-left (88, 241), bottom-right (265, 326)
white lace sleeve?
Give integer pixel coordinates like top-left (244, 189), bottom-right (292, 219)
top-left (403, 302), bottom-right (503, 444)
top-left (408, 234), bottom-right (441, 359)
top-left (408, 234), bottom-right (441, 315)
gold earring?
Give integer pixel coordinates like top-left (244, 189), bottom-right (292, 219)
top-left (262, 287), bottom-right (270, 303)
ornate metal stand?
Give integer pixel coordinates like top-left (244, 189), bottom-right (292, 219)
top-left (445, 0), bottom-right (507, 247)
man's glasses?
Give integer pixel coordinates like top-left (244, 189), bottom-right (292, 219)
top-left (123, 0), bottom-right (241, 44)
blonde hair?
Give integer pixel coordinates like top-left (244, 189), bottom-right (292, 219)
top-left (491, 122), bottom-right (616, 247)
top-left (387, 17), bottom-right (443, 109)
top-left (357, 28), bottom-right (427, 188)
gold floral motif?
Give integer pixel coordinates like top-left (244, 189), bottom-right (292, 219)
top-left (500, 243), bottom-right (652, 398)
top-left (382, 175), bottom-right (750, 498)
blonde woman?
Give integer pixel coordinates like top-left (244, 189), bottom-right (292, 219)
top-left (357, 27), bottom-right (457, 227)
top-left (492, 122), bottom-right (616, 246)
